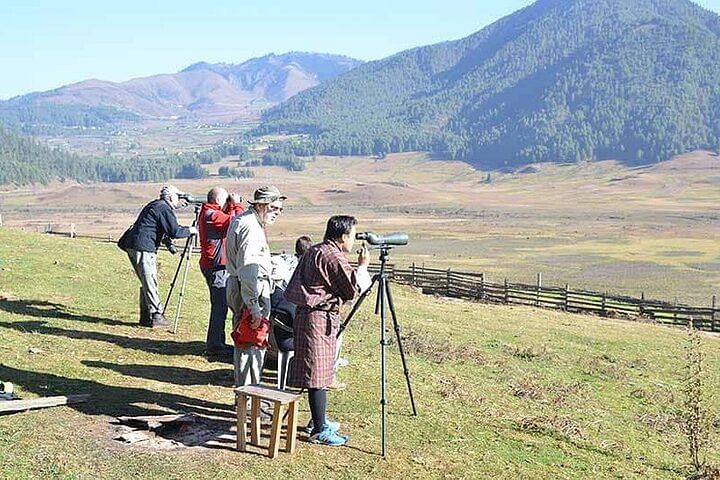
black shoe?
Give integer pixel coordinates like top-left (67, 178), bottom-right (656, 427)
top-left (151, 312), bottom-right (170, 327)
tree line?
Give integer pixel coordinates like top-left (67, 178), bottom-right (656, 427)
top-left (0, 128), bottom-right (207, 185)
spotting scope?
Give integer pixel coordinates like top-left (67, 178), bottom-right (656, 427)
top-left (355, 231), bottom-right (409, 246)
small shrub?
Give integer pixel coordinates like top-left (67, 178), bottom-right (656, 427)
top-left (401, 330), bottom-right (486, 365)
top-left (511, 380), bottom-right (588, 406)
top-left (438, 376), bottom-right (483, 403)
top-left (505, 343), bottom-right (548, 360)
top-left (638, 413), bottom-right (684, 435)
top-left (516, 415), bottom-right (584, 439)
top-left (682, 325), bottom-right (717, 476)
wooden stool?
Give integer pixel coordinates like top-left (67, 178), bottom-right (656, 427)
top-left (235, 384), bottom-right (301, 458)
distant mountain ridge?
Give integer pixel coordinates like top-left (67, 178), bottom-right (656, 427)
top-left (0, 52), bottom-right (362, 129)
top-left (259, 0), bottom-right (720, 167)
top-left (182, 52), bottom-right (360, 102)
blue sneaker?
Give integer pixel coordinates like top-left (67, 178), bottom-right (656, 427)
top-left (309, 426), bottom-right (348, 446)
top-left (303, 419), bottom-right (340, 435)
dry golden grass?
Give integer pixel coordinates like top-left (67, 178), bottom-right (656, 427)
top-left (1, 150), bottom-right (720, 303)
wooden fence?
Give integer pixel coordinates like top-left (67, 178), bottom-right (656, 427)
top-left (386, 264), bottom-right (720, 333)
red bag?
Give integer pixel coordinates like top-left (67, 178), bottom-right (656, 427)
top-left (231, 306), bottom-right (270, 348)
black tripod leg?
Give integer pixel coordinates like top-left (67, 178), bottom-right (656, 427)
top-left (163, 235), bottom-right (192, 314)
top-left (172, 238), bottom-right (194, 334)
top-left (378, 276), bottom-right (388, 458)
top-left (337, 274), bottom-right (379, 338)
top-left (384, 279), bottom-right (418, 417)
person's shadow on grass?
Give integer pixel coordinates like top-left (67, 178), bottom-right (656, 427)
top-left (0, 319), bottom-right (206, 357)
top-left (0, 297), bottom-right (127, 326)
top-left (82, 360), bottom-right (232, 388)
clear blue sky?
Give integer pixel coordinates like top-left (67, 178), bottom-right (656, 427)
top-left (2, 0), bottom-right (719, 100)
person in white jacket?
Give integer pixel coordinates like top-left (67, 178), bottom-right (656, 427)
top-left (225, 185), bottom-right (286, 386)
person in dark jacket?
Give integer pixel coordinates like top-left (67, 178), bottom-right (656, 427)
top-left (119, 184), bottom-right (197, 327)
top-left (198, 186), bottom-right (244, 357)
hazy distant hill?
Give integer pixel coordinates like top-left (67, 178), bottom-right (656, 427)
top-left (259, 0), bottom-right (720, 167)
top-left (0, 52), bottom-right (362, 131)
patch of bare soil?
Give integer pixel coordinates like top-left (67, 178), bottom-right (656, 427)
top-left (112, 413), bottom-right (236, 450)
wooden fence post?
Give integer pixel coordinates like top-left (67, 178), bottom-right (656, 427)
top-left (564, 284), bottom-right (569, 311)
top-left (712, 295), bottom-right (718, 332)
top-left (673, 297), bottom-right (678, 325)
top-left (639, 292), bottom-right (646, 317)
top-left (479, 272), bottom-right (485, 300)
top-left (411, 262), bottom-right (416, 287)
top-left (446, 268), bottom-right (451, 296)
top-left (601, 292), bottom-right (607, 316)
top-left (504, 279), bottom-right (509, 304)
top-left (536, 273), bottom-right (542, 307)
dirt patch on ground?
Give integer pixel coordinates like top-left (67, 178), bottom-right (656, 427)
top-left (401, 330), bottom-right (486, 365)
top-left (111, 413), bottom-right (238, 451)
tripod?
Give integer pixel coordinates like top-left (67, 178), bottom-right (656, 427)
top-left (163, 204), bottom-right (201, 334)
top-left (338, 245), bottom-right (418, 458)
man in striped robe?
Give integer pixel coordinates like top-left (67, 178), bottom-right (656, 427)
top-left (284, 215), bottom-right (370, 446)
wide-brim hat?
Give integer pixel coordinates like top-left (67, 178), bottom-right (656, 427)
top-left (248, 185), bottom-right (287, 205)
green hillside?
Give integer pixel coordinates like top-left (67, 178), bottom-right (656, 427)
top-left (0, 229), bottom-right (718, 478)
top-left (259, 0), bottom-right (720, 168)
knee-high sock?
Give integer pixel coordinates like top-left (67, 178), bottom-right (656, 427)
top-left (308, 388), bottom-right (327, 433)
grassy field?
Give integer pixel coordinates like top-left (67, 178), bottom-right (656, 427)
top-left (1, 151), bottom-right (720, 305)
top-left (1, 229), bottom-right (719, 479)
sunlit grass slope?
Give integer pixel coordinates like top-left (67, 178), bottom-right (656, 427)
top-left (0, 229), bottom-right (718, 479)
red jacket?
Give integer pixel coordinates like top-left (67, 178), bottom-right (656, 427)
top-left (198, 201), bottom-right (244, 272)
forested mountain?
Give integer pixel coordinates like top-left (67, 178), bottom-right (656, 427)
top-left (258, 0), bottom-right (720, 167)
top-left (0, 52), bottom-right (361, 132)
top-left (0, 128), bottom-right (206, 185)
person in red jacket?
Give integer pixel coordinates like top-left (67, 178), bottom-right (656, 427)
top-left (199, 186), bottom-right (244, 358)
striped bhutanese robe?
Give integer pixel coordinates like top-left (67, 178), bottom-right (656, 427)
top-left (284, 239), bottom-right (361, 388)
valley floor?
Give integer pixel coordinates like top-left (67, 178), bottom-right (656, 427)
top-left (1, 151), bottom-right (719, 304)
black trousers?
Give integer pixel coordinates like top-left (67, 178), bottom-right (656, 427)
top-left (203, 268), bottom-right (229, 351)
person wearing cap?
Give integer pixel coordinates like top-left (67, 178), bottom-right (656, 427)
top-left (225, 185), bottom-right (286, 386)
top-left (198, 187), bottom-right (244, 358)
top-left (118, 184), bottom-right (198, 327)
